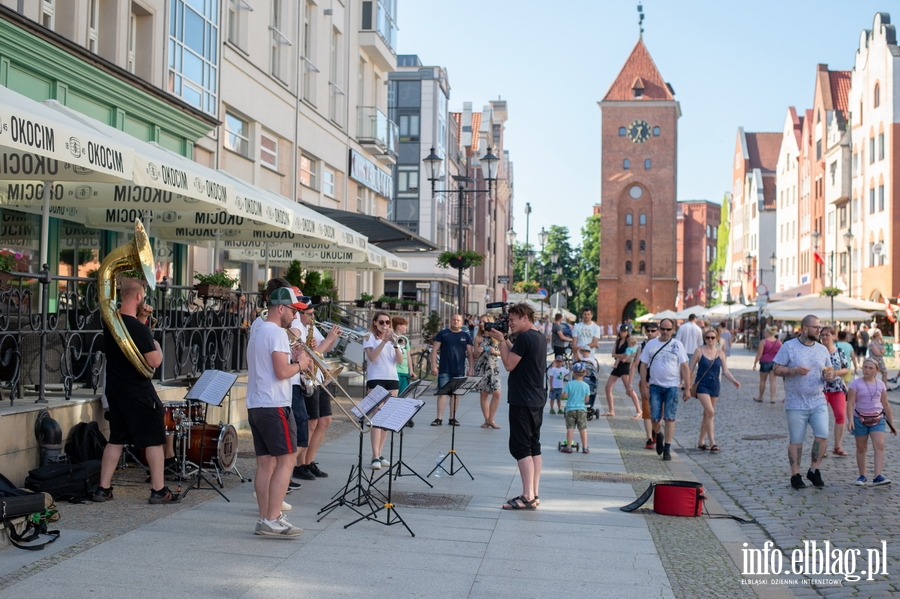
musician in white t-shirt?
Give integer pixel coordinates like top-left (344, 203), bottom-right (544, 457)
top-left (363, 311), bottom-right (403, 470)
top-left (572, 308), bottom-right (602, 358)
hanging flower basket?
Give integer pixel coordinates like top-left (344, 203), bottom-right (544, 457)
top-left (437, 250), bottom-right (485, 270)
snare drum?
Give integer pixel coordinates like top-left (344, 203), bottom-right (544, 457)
top-left (162, 402), bottom-right (187, 432)
top-left (185, 424), bottom-right (238, 471)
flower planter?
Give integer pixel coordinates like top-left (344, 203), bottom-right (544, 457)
top-left (413, 304), bottom-right (423, 312)
top-left (448, 256), bottom-right (471, 270)
top-left (373, 301), bottom-right (385, 309)
top-left (354, 300), bottom-right (368, 308)
top-left (386, 302), bottom-right (397, 311)
top-left (196, 284), bottom-right (231, 300)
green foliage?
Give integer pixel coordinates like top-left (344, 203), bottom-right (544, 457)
top-left (423, 310), bottom-right (442, 341)
top-left (436, 250), bottom-right (485, 269)
top-left (194, 269), bottom-right (239, 288)
top-left (359, 292), bottom-right (374, 302)
top-left (58, 249), bottom-right (95, 267)
top-left (0, 250), bottom-right (23, 272)
top-left (821, 287), bottom-right (842, 297)
top-left (623, 299), bottom-right (648, 321)
top-left (284, 260), bottom-right (304, 288)
top-left (573, 214), bottom-right (600, 312)
top-left (513, 280), bottom-right (540, 293)
top-left (708, 194), bottom-right (730, 305)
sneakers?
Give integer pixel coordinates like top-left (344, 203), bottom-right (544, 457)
top-left (662, 446), bottom-right (672, 461)
top-left (655, 432), bottom-right (664, 456)
top-left (252, 491), bottom-right (292, 511)
top-left (292, 465), bottom-right (316, 481)
top-left (644, 439), bottom-right (655, 450)
top-left (92, 486), bottom-right (113, 503)
top-left (549, 409), bottom-right (556, 414)
top-left (791, 474), bottom-right (807, 489)
top-left (371, 458), bottom-right (382, 470)
top-left (806, 469), bottom-right (824, 488)
top-left (306, 462), bottom-right (328, 478)
top-left (287, 480), bottom-right (302, 492)
top-left (873, 475), bottom-right (891, 486)
top-left (148, 486), bottom-right (181, 504)
top-left (855, 475), bottom-right (868, 486)
top-left (255, 517), bottom-right (303, 538)
top-left (560, 446), bottom-right (572, 454)
top-left (378, 456), bottom-right (391, 468)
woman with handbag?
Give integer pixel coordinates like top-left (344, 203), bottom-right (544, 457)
top-left (688, 328), bottom-right (740, 453)
top-left (819, 326), bottom-right (851, 457)
top-left (847, 358), bottom-right (896, 485)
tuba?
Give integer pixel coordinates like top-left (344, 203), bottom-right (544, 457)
top-left (98, 220), bottom-right (157, 379)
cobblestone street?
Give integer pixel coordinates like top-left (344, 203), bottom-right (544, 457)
top-left (602, 338), bottom-right (900, 598)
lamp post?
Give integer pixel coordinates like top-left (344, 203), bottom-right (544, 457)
top-left (523, 203), bottom-right (532, 284)
top-left (506, 228), bottom-right (517, 289)
top-left (843, 229), bottom-right (854, 298)
top-left (424, 146), bottom-right (498, 316)
top-left (538, 226), bottom-right (549, 317)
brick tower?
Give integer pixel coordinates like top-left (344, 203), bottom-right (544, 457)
top-left (596, 39), bottom-right (680, 326)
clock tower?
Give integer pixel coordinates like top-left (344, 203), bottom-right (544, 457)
top-left (596, 39), bottom-right (680, 326)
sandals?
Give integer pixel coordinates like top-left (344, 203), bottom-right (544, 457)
top-left (833, 448), bottom-right (849, 457)
top-left (752, 397), bottom-right (763, 403)
top-left (431, 419), bottom-right (442, 426)
top-left (448, 418), bottom-right (460, 426)
top-left (709, 445), bottom-right (720, 453)
top-left (601, 412), bottom-right (615, 417)
top-left (582, 447), bottom-right (590, 454)
top-left (488, 421), bottom-right (501, 429)
top-left (630, 413), bottom-right (642, 420)
top-left (698, 444), bottom-right (708, 451)
top-left (502, 495), bottom-right (538, 510)
top-left (481, 422), bottom-right (490, 428)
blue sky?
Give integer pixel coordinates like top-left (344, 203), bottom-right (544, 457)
top-left (398, 1), bottom-right (891, 247)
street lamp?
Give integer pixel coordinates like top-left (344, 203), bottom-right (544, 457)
top-left (524, 203), bottom-right (532, 284)
top-left (843, 229), bottom-right (854, 297)
top-left (506, 228), bottom-right (517, 288)
top-left (425, 146), bottom-right (498, 316)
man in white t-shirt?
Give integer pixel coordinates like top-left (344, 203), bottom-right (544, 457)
top-left (675, 313), bottom-right (704, 357)
top-left (639, 318), bottom-right (690, 462)
top-left (572, 308), bottom-right (602, 359)
top-left (246, 287), bottom-right (311, 538)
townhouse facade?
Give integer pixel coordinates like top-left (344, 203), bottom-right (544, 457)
top-left (774, 107), bottom-right (803, 295)
top-left (675, 199), bottom-right (719, 309)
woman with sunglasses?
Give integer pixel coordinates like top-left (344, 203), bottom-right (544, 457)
top-left (819, 326), bottom-right (851, 456)
top-left (603, 326), bottom-right (641, 418)
top-left (363, 311), bottom-right (403, 470)
top-left (688, 328), bottom-right (740, 453)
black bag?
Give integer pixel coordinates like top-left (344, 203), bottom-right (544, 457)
top-left (24, 460), bottom-right (101, 503)
top-left (0, 472), bottom-right (60, 551)
top-left (64, 422), bottom-right (107, 463)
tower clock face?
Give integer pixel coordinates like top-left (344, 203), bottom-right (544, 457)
top-left (627, 120), bottom-right (650, 143)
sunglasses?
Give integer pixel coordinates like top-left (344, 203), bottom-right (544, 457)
top-left (376, 320), bottom-right (391, 325)
top-left (659, 327), bottom-right (673, 331)
top-left (705, 336), bottom-right (717, 340)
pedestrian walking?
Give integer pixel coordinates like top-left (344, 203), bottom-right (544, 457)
top-left (718, 322), bottom-right (732, 357)
top-left (835, 330), bottom-right (858, 375)
top-left (867, 329), bottom-right (889, 383)
top-left (752, 327), bottom-right (782, 403)
top-left (560, 363), bottom-right (591, 454)
top-left (847, 358), bottom-right (896, 486)
top-left (603, 326), bottom-right (641, 418)
top-left (430, 314), bottom-right (475, 426)
top-left (773, 315), bottom-right (831, 489)
top-left (474, 316), bottom-right (502, 429)
top-left (855, 324), bottom-right (870, 362)
top-left (687, 328), bottom-right (740, 453)
top-left (631, 323), bottom-right (659, 449)
top-left (675, 314), bottom-right (704, 356)
top-left (819, 326), bottom-right (851, 457)
top-left (639, 318), bottom-right (690, 462)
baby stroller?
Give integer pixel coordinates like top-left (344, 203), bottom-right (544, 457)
top-left (573, 359), bottom-right (599, 420)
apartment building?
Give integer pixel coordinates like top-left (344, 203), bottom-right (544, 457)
top-left (774, 107), bottom-right (804, 295)
top-left (675, 199), bottom-right (719, 309)
top-left (848, 12), bottom-right (899, 302)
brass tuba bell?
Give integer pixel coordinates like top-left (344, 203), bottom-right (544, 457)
top-left (98, 220), bottom-right (157, 379)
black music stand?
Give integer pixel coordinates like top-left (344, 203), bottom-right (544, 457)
top-left (427, 376), bottom-right (483, 480)
top-left (179, 370), bottom-right (238, 502)
top-left (390, 379), bottom-right (432, 485)
top-left (318, 386), bottom-right (391, 521)
top-left (346, 396), bottom-right (424, 537)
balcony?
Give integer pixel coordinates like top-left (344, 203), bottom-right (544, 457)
top-left (359, 0), bottom-right (397, 72)
top-left (357, 107), bottom-right (398, 164)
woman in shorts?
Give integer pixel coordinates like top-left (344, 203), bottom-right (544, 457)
top-left (363, 311), bottom-right (403, 470)
top-left (847, 358), bottom-right (896, 485)
top-left (688, 327), bottom-right (740, 452)
top-left (819, 326), bottom-right (851, 457)
top-left (753, 327), bottom-right (782, 403)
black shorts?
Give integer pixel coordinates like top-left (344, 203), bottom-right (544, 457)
top-left (367, 379), bottom-right (399, 391)
top-left (106, 392), bottom-right (167, 449)
top-left (304, 385), bottom-right (333, 419)
top-left (248, 406), bottom-right (298, 457)
top-left (855, 346), bottom-right (867, 357)
top-left (291, 386), bottom-right (309, 448)
top-left (508, 404), bottom-right (543, 460)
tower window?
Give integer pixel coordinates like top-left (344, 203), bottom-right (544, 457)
top-left (652, 126), bottom-right (660, 136)
top-left (639, 240), bottom-right (646, 252)
top-left (639, 261), bottom-right (646, 274)
top-left (625, 240), bottom-right (632, 252)
top-left (623, 159), bottom-right (630, 170)
top-left (644, 159), bottom-right (651, 169)
top-left (639, 213), bottom-right (646, 226)
top-left (625, 213), bottom-right (633, 226)
top-left (625, 261), bottom-right (633, 274)
top-left (875, 83), bottom-right (880, 108)
top-left (633, 88), bottom-right (643, 99)
top-left (618, 127), bottom-right (626, 136)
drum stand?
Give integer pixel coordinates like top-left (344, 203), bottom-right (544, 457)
top-left (180, 403), bottom-right (230, 502)
top-left (317, 418), bottom-right (385, 521)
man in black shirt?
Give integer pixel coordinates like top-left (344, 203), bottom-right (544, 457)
top-left (93, 277), bottom-right (179, 505)
top-left (550, 312), bottom-right (572, 358)
top-left (488, 303), bottom-right (546, 510)
top-left (430, 314), bottom-right (474, 426)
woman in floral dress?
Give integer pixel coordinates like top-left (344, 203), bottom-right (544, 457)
top-left (474, 315), bottom-right (502, 429)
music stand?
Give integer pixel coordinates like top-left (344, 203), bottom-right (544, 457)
top-left (318, 386), bottom-right (392, 521)
top-left (346, 396), bottom-right (424, 537)
top-left (179, 370), bottom-right (238, 502)
top-left (427, 376), bottom-right (483, 480)
top-left (388, 379), bottom-right (433, 486)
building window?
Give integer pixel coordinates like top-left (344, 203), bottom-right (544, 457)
top-left (398, 114), bottom-right (420, 140)
top-left (852, 198), bottom-right (858, 222)
top-left (225, 112), bottom-right (249, 157)
top-left (879, 185), bottom-right (885, 211)
top-left (361, 0), bottom-right (397, 53)
top-left (270, 0), bottom-right (291, 82)
top-left (299, 155), bottom-right (317, 189)
top-left (357, 184), bottom-right (365, 212)
top-left (869, 188), bottom-right (875, 213)
top-left (816, 140), bottom-right (821, 160)
top-left (323, 168), bottom-right (335, 198)
top-left (653, 126), bottom-right (660, 136)
top-left (638, 261), bottom-right (646, 274)
top-left (42, 0), bottom-right (54, 29)
top-left (260, 132), bottom-right (278, 169)
top-left (168, 0), bottom-right (219, 114)
top-left (839, 205), bottom-right (847, 227)
top-left (639, 240), bottom-right (646, 252)
top-left (625, 213), bottom-right (633, 226)
top-left (625, 240), bottom-right (632, 252)
top-left (328, 28), bottom-right (343, 125)
top-left (639, 213), bottom-right (646, 226)
top-left (879, 133), bottom-right (885, 160)
top-left (301, 1), bottom-right (317, 103)
top-left (623, 159), bottom-right (630, 170)
top-left (869, 137), bottom-right (875, 163)
top-left (397, 167), bottom-right (419, 192)
top-left (127, 12), bottom-right (136, 73)
top-left (874, 83), bottom-right (880, 108)
top-left (619, 127), bottom-right (626, 136)
top-left (644, 158), bottom-right (651, 169)
top-left (88, 0), bottom-right (99, 53)
top-left (625, 261), bottom-right (632, 274)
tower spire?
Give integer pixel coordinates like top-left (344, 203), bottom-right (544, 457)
top-left (637, 3), bottom-right (645, 39)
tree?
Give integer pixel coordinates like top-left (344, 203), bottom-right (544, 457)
top-left (708, 194), bottom-right (730, 305)
top-left (573, 214), bottom-right (601, 313)
top-left (538, 225), bottom-right (578, 295)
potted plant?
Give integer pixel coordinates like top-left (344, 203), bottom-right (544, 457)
top-left (400, 298), bottom-right (415, 311)
top-left (376, 294), bottom-right (395, 310)
top-left (355, 292), bottom-right (374, 308)
top-left (195, 269), bottom-right (239, 300)
top-left (436, 250), bottom-right (486, 270)
top-left (0, 250), bottom-right (22, 291)
top-left (820, 286), bottom-right (842, 297)
top-left (412, 300), bottom-right (425, 312)
top-left (513, 280), bottom-right (540, 294)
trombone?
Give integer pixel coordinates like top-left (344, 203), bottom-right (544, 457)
top-left (317, 320), bottom-right (368, 343)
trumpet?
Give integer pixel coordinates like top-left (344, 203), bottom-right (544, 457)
top-left (286, 328), bottom-right (316, 396)
top-left (318, 320), bottom-right (368, 343)
top-left (295, 343), bottom-right (375, 433)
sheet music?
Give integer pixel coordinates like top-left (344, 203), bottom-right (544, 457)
top-left (351, 385), bottom-right (391, 418)
top-left (371, 398), bottom-right (424, 433)
top-left (184, 370), bottom-right (238, 405)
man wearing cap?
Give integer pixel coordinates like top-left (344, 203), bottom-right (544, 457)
top-left (291, 302), bottom-right (342, 481)
top-left (246, 287), bottom-right (311, 538)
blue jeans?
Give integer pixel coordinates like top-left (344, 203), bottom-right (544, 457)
top-left (785, 403), bottom-right (829, 444)
top-left (649, 384), bottom-right (679, 422)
